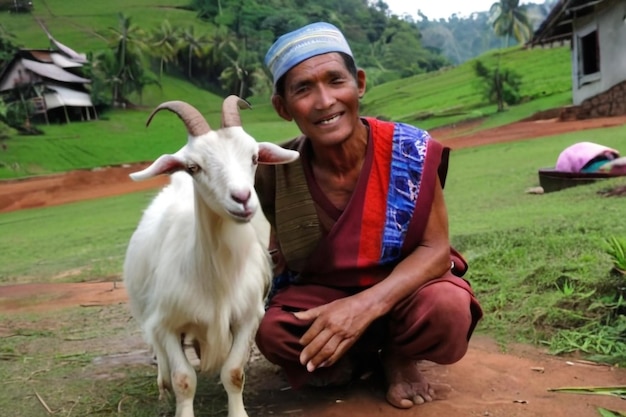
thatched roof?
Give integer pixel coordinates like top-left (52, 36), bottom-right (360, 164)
top-left (21, 59), bottom-right (90, 84)
top-left (529, 0), bottom-right (609, 46)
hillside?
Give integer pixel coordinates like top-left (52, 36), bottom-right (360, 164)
top-left (0, 0), bottom-right (575, 179)
top-left (1, 0), bottom-right (195, 51)
top-left (364, 46), bottom-right (572, 131)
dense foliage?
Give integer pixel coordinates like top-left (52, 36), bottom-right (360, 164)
top-left (417, 0), bottom-right (556, 64)
top-left (0, 1), bottom-right (558, 107)
top-left (187, 0), bottom-right (452, 91)
top-left (474, 58), bottom-right (523, 111)
top-left (0, 23), bottom-right (17, 68)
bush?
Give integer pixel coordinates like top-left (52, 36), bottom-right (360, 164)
top-left (474, 59), bottom-right (523, 111)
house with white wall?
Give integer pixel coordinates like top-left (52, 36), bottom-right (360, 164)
top-left (0, 32), bottom-right (96, 124)
top-left (531, 0), bottom-right (626, 118)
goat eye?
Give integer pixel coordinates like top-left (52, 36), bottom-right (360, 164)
top-left (252, 155), bottom-right (258, 165)
top-left (186, 163), bottom-right (200, 175)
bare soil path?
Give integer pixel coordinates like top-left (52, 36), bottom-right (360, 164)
top-left (1, 115), bottom-right (626, 417)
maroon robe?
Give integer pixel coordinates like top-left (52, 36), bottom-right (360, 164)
top-left (254, 118), bottom-right (482, 388)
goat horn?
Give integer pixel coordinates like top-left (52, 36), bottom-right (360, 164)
top-left (146, 101), bottom-right (211, 137)
top-left (221, 95), bottom-right (251, 128)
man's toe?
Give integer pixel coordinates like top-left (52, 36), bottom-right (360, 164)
top-left (386, 390), bottom-right (415, 409)
top-left (412, 395), bottom-right (426, 405)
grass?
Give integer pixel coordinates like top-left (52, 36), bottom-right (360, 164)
top-left (0, 1), bottom-right (573, 179)
top-left (0, 303), bottom-right (287, 417)
top-left (0, 77), bottom-right (301, 179)
top-left (0, 43), bottom-right (570, 178)
top-left (1, 1), bottom-right (624, 413)
top-left (439, 125), bottom-right (626, 359)
top-left (0, 305), bottom-right (171, 417)
top-left (0, 191), bottom-right (154, 283)
top-left (2, 125), bottom-right (625, 352)
top-left (2, 0), bottom-right (200, 51)
top-left (2, 124), bottom-right (626, 415)
top-left (445, 124), bottom-right (626, 234)
top-left (362, 45), bottom-right (572, 130)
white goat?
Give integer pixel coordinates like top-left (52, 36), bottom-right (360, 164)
top-left (123, 96), bottom-right (299, 417)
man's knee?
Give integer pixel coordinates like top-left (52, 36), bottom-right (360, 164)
top-left (422, 282), bottom-right (473, 362)
top-left (255, 307), bottom-right (303, 366)
top-left (392, 281), bottom-right (473, 363)
top-left (423, 282), bottom-right (472, 329)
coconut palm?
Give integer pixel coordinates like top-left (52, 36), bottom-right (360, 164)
top-left (150, 20), bottom-right (180, 80)
top-left (489, 0), bottom-right (533, 46)
top-left (219, 40), bottom-right (247, 97)
top-left (180, 26), bottom-right (210, 79)
top-left (106, 13), bottom-right (150, 105)
top-left (218, 38), bottom-right (263, 97)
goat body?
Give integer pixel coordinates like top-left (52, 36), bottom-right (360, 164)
top-left (123, 97), bottom-right (298, 417)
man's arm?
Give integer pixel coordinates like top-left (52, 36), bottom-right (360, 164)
top-left (295, 176), bottom-right (451, 371)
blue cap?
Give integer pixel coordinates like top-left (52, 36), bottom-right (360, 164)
top-left (265, 22), bottom-right (353, 86)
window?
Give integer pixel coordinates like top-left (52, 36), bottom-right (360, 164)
top-left (579, 30), bottom-right (600, 75)
top-left (578, 30), bottom-right (600, 85)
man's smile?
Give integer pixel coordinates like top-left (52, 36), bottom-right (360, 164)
top-left (316, 112), bottom-right (343, 125)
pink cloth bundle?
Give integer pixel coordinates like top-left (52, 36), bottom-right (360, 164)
top-left (555, 142), bottom-right (619, 172)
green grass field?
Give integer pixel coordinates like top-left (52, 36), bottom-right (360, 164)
top-left (1, 0), bottom-right (199, 51)
top-left (1, 0), bottom-right (572, 179)
top-left (2, 124), bottom-right (625, 353)
top-left (2, 123), bottom-right (626, 416)
top-left (362, 45), bottom-right (572, 130)
top-left (1, 0), bottom-right (624, 363)
top-left (1, 3), bottom-right (625, 415)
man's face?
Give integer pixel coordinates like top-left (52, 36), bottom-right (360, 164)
top-left (272, 53), bottom-right (366, 147)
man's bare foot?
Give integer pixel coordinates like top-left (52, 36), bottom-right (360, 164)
top-left (383, 353), bottom-right (451, 409)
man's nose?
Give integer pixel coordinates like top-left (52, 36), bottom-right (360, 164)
top-left (315, 85), bottom-right (336, 109)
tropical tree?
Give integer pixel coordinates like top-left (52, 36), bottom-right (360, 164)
top-left (91, 50), bottom-right (123, 107)
top-left (474, 59), bottom-right (522, 112)
top-left (488, 0), bottom-right (533, 46)
top-left (0, 96), bottom-right (16, 144)
top-left (150, 20), bottom-right (180, 80)
top-left (200, 25), bottom-right (239, 87)
top-left (219, 40), bottom-right (250, 97)
top-left (105, 13), bottom-right (151, 106)
top-left (0, 24), bottom-right (18, 67)
top-left (180, 26), bottom-right (210, 79)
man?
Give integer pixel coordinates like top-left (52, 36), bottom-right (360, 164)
top-left (254, 22), bottom-right (483, 409)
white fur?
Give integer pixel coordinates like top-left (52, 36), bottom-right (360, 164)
top-left (123, 121), bottom-right (298, 417)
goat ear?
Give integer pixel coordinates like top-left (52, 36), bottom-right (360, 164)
top-left (258, 142), bottom-right (299, 165)
top-left (129, 154), bottom-right (186, 181)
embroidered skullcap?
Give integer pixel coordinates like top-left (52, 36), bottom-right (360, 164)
top-left (265, 22), bottom-right (353, 86)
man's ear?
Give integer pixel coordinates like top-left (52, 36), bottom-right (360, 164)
top-left (357, 69), bottom-right (366, 98)
top-left (271, 94), bottom-right (293, 121)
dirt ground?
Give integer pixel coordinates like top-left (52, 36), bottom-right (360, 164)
top-left (1, 115), bottom-right (626, 416)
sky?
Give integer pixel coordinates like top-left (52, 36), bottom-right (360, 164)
top-left (383, 0), bottom-right (531, 21)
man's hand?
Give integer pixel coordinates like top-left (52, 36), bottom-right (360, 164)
top-left (294, 294), bottom-right (378, 372)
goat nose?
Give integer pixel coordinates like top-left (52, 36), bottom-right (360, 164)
top-left (231, 189), bottom-right (251, 205)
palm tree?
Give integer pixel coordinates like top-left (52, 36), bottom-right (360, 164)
top-left (488, 0), bottom-right (533, 46)
top-left (219, 37), bottom-right (264, 97)
top-left (92, 50), bottom-right (122, 104)
top-left (206, 25), bottom-right (237, 70)
top-left (219, 40), bottom-right (247, 97)
top-left (150, 20), bottom-right (180, 80)
top-left (106, 13), bottom-right (150, 105)
top-left (180, 26), bottom-right (210, 79)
